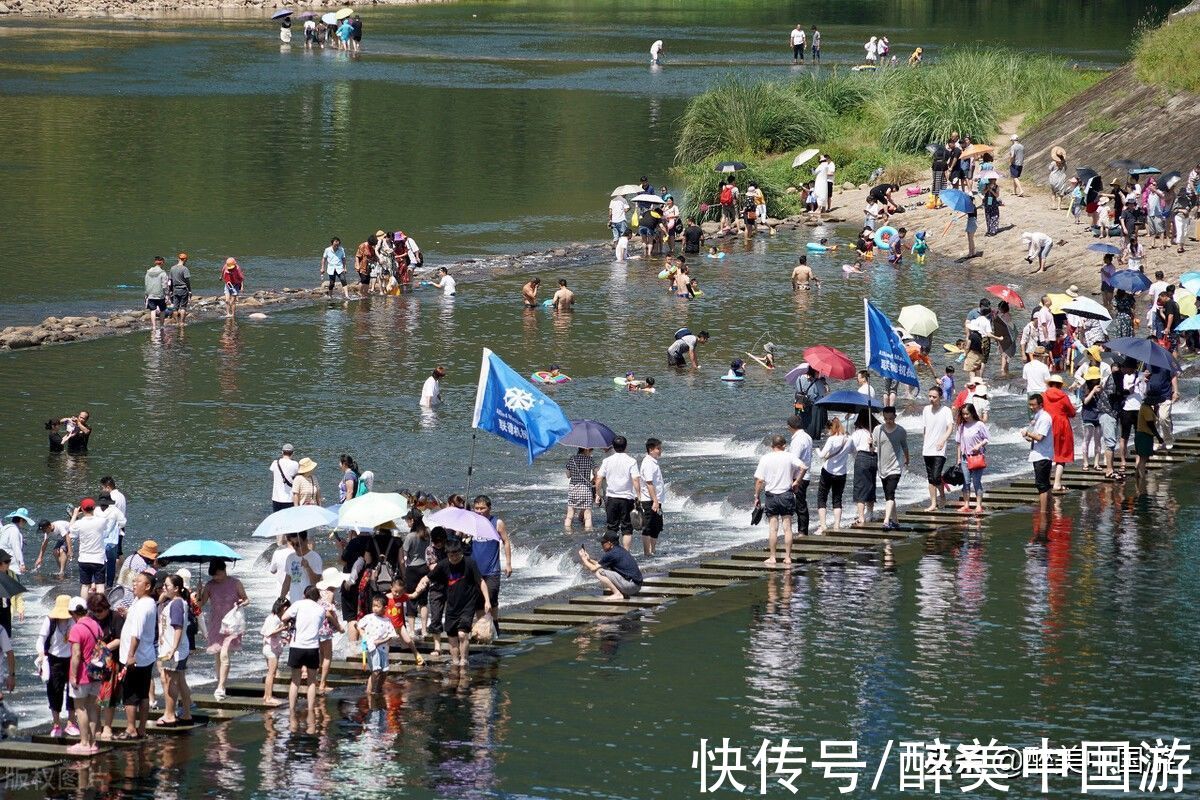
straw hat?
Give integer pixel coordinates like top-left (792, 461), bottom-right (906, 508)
top-left (48, 594), bottom-right (73, 620)
top-left (1033, 346), bottom-right (1048, 357)
top-left (1047, 374), bottom-right (1064, 385)
top-left (1066, 285), bottom-right (1080, 298)
top-left (296, 457), bottom-right (317, 475)
top-left (316, 567), bottom-right (348, 590)
top-left (374, 229), bottom-right (386, 239)
top-left (1051, 146), bottom-right (1066, 162)
top-left (1085, 366), bottom-right (1102, 380)
top-left (137, 540), bottom-right (159, 560)
top-left (974, 384), bottom-right (989, 398)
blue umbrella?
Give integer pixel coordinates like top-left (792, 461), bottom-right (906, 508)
top-left (559, 419), bottom-right (616, 449)
top-left (815, 389), bottom-right (883, 413)
top-left (1129, 167), bottom-right (1161, 176)
top-left (159, 540), bottom-right (242, 565)
top-left (1105, 337), bottom-right (1180, 373)
top-left (1109, 270), bottom-right (1151, 293)
top-left (938, 189), bottom-right (974, 214)
top-left (252, 505), bottom-right (338, 538)
top-left (1179, 271), bottom-right (1200, 285)
top-left (1086, 242), bottom-right (1122, 256)
top-left (1175, 316), bottom-right (1200, 333)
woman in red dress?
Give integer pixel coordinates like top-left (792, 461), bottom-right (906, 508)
top-left (1041, 375), bottom-right (1077, 492)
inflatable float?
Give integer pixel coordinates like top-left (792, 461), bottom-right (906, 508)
top-left (873, 225), bottom-right (898, 250)
top-left (806, 242), bottom-right (837, 252)
top-left (720, 373), bottom-right (745, 382)
top-left (531, 371), bottom-right (570, 384)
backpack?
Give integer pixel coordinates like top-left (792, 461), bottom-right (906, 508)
top-left (719, 185), bottom-right (734, 205)
top-left (81, 618), bottom-right (112, 683)
top-left (367, 537), bottom-right (398, 596)
top-left (932, 145), bottom-right (948, 172)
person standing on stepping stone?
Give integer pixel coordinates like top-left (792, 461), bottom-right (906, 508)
top-left (753, 435), bottom-right (804, 566)
top-left (786, 416), bottom-right (813, 535)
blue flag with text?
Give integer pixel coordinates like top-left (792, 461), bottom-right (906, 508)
top-left (472, 348), bottom-right (573, 463)
top-left (864, 299), bottom-right (919, 388)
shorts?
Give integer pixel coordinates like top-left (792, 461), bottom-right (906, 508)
top-left (287, 647), bottom-right (321, 670)
top-left (367, 647), bottom-right (389, 673)
top-left (479, 574), bottom-right (500, 613)
top-left (924, 455), bottom-right (946, 486)
top-left (881, 473), bottom-right (901, 502)
top-left (762, 491), bottom-right (796, 518)
top-left (605, 496), bottom-right (635, 534)
top-left (358, 272), bottom-right (371, 285)
top-left (224, 283), bottom-right (241, 297)
top-left (53, 536), bottom-right (68, 553)
top-left (1134, 431), bottom-right (1155, 457)
top-left (272, 500), bottom-right (293, 512)
top-left (162, 655), bottom-right (188, 672)
top-left (121, 663), bottom-right (153, 705)
top-left (882, 378), bottom-right (898, 395)
top-left (720, 203), bottom-right (735, 223)
top-left (1119, 409), bottom-right (1137, 441)
top-left (1149, 216), bottom-right (1166, 236)
top-left (596, 569), bottom-right (642, 598)
top-left (963, 351), bottom-right (983, 374)
top-left (642, 506), bottom-right (664, 539)
top-left (404, 565), bottom-right (429, 608)
top-left (79, 561), bottom-right (105, 586)
top-left (146, 298), bottom-right (167, 312)
top-left (1032, 460), bottom-right (1052, 493)
top-left (1100, 414), bottom-right (1118, 451)
top-left (444, 610), bottom-right (474, 637)
top-left (965, 216), bottom-right (978, 234)
top-left (262, 644), bottom-right (283, 661)
top-left (667, 350), bottom-right (687, 367)
top-left (69, 681), bottom-right (99, 700)
top-left (427, 587), bottom-right (446, 635)
top-left (1010, 165), bottom-right (1023, 178)
top-left (327, 271), bottom-right (347, 288)
top-left (171, 292), bottom-right (190, 309)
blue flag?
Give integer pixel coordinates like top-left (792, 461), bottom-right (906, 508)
top-left (472, 348), bottom-right (573, 463)
top-left (864, 299), bottom-right (919, 388)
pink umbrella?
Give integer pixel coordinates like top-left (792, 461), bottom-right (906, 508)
top-left (802, 345), bottom-right (855, 381)
top-left (424, 507), bottom-right (499, 541)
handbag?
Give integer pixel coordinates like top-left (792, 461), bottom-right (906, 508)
top-left (751, 505), bottom-right (764, 526)
top-left (629, 504), bottom-right (645, 531)
top-left (942, 464), bottom-right (965, 487)
top-left (966, 453), bottom-right (987, 471)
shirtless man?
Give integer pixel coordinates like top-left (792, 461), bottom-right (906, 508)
top-left (552, 279), bottom-right (575, 311)
top-left (672, 264), bottom-right (691, 296)
top-left (791, 256), bottom-right (819, 290)
top-left (522, 278), bottom-right (541, 307)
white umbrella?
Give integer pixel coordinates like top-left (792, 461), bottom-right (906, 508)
top-left (252, 505), bottom-right (338, 538)
top-left (1061, 297), bottom-right (1112, 321)
top-left (792, 148), bottom-right (819, 169)
top-left (611, 184), bottom-right (643, 197)
top-left (336, 492), bottom-right (410, 531)
top-left (898, 304), bottom-right (939, 337)
top-left (631, 193), bottom-right (665, 204)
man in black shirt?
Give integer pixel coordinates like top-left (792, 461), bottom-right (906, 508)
top-left (577, 533), bottom-right (643, 600)
top-left (1119, 199), bottom-right (1139, 241)
top-left (409, 540), bottom-right (490, 667)
top-left (682, 217), bottom-right (704, 254)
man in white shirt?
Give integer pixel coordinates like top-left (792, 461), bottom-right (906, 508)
top-left (321, 236), bottom-right (350, 299)
top-left (119, 572), bottom-right (158, 739)
top-left (1023, 394), bottom-right (1055, 518)
top-left (1034, 295), bottom-right (1057, 348)
top-left (34, 518), bottom-right (71, 578)
top-left (69, 498), bottom-right (108, 598)
top-left (270, 443), bottom-right (299, 511)
top-left (754, 435), bottom-right (804, 566)
top-left (786, 415), bottom-right (813, 534)
top-left (99, 476), bottom-right (127, 518)
top-left (280, 533), bottom-right (323, 604)
top-left (638, 438), bottom-right (665, 556)
top-left (594, 436), bottom-right (642, 551)
top-left (921, 387), bottom-right (954, 511)
top-left (790, 24), bottom-right (806, 63)
top-left (1023, 231), bottom-right (1053, 273)
top-left (420, 366), bottom-right (446, 408)
top-left (429, 267), bottom-right (456, 297)
top-left (0, 509), bottom-right (31, 574)
top-left (95, 493), bottom-right (127, 588)
top-left (608, 196), bottom-right (629, 242)
top-left (1023, 347), bottom-right (1052, 394)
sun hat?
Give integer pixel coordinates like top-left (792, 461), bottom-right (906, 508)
top-left (1066, 285), bottom-right (1080, 298)
top-left (966, 376), bottom-right (977, 386)
top-left (1047, 374), bottom-right (1064, 384)
top-left (138, 540), bottom-right (159, 560)
top-left (1033, 346), bottom-right (1048, 357)
top-left (297, 457), bottom-right (317, 474)
top-left (48, 594), bottom-right (73, 620)
top-left (316, 567), bottom-right (348, 590)
top-left (974, 384), bottom-right (989, 397)
top-left (1010, 134), bottom-right (1019, 141)
top-left (175, 567), bottom-right (192, 585)
top-left (1051, 146), bottom-right (1066, 161)
top-left (374, 229), bottom-right (386, 238)
top-left (1087, 345), bottom-right (1103, 362)
top-left (1085, 366), bottom-right (1102, 380)
top-left (3, 508), bottom-right (33, 525)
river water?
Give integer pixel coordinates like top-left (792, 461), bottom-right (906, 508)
top-left (0, 0), bottom-right (1195, 795)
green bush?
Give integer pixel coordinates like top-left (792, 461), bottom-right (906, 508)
top-left (1134, 12), bottom-right (1200, 92)
top-left (674, 77), bottom-right (831, 164)
top-left (675, 157), bottom-right (805, 222)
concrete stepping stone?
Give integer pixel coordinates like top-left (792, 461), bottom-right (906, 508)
top-left (568, 595), bottom-right (662, 609)
top-left (533, 603), bottom-right (635, 617)
top-left (635, 584), bottom-right (705, 597)
top-left (643, 575), bottom-right (736, 587)
top-left (192, 693), bottom-right (287, 711)
top-left (0, 741), bottom-right (109, 760)
top-left (667, 568), bottom-right (757, 581)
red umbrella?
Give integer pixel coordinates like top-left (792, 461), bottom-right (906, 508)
top-left (985, 284), bottom-right (1024, 309)
top-left (802, 345), bottom-right (855, 380)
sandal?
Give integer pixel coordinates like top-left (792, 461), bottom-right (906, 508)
top-left (414, 654), bottom-right (426, 667)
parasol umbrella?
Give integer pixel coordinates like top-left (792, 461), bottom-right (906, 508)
top-left (424, 507), bottom-right (500, 541)
top-left (985, 284), bottom-right (1024, 309)
top-left (815, 390), bottom-right (883, 413)
top-left (802, 345), bottom-right (855, 380)
top-left (159, 540), bottom-right (242, 565)
top-left (1045, 293), bottom-right (1074, 314)
top-left (321, 11), bottom-right (338, 24)
top-left (783, 363), bottom-right (810, 386)
top-left (0, 571), bottom-right (27, 600)
top-left (1109, 270), bottom-right (1151, 293)
top-left (714, 161), bottom-right (747, 173)
top-left (337, 492), bottom-right (410, 531)
top-left (335, 6), bottom-right (354, 19)
top-left (1157, 171), bottom-right (1182, 191)
top-left (252, 505), bottom-right (338, 538)
top-left (630, 193), bottom-right (665, 205)
top-left (1129, 167), bottom-right (1161, 176)
top-left (1105, 337), bottom-right (1180, 373)
top-left (1174, 316), bottom-right (1200, 333)
top-left (1181, 277), bottom-right (1200, 295)
top-left (1109, 159), bottom-right (1150, 173)
top-left (1175, 288), bottom-right (1197, 318)
top-left (271, 8), bottom-right (293, 19)
top-left (959, 144), bottom-right (994, 159)
top-left (1179, 271), bottom-right (1200, 285)
top-left (610, 184), bottom-right (643, 198)
top-left (1076, 167), bottom-right (1100, 189)
top-left (897, 305), bottom-right (939, 337)
top-left (559, 419), bottom-right (616, 449)
top-left (791, 148), bottom-right (819, 169)
top-left (1086, 242), bottom-right (1123, 256)
top-left (1061, 297), bottom-right (1111, 321)
top-left (938, 189), bottom-right (973, 214)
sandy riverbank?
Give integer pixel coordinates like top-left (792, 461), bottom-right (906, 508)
top-left (0, 0), bottom-right (450, 19)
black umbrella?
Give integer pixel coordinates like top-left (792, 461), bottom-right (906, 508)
top-left (0, 571), bottom-right (27, 600)
top-left (1076, 167), bottom-right (1100, 184)
top-left (1109, 159), bottom-right (1150, 173)
top-left (1158, 171), bottom-right (1183, 191)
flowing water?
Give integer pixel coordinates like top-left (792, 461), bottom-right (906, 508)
top-left (0, 0), bottom-right (1195, 794)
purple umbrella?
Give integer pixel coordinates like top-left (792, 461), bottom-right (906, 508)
top-left (424, 507), bottom-right (499, 541)
top-left (784, 363), bottom-right (810, 387)
top-left (298, 10), bottom-right (316, 17)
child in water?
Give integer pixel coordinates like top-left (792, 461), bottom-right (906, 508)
top-left (887, 227), bottom-right (907, 266)
top-left (912, 230), bottom-right (930, 264)
top-left (725, 359), bottom-right (746, 380)
top-left (761, 342), bottom-right (776, 369)
top-left (707, 246), bottom-right (725, 259)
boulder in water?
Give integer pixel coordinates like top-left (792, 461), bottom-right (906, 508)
top-left (248, 312), bottom-right (268, 320)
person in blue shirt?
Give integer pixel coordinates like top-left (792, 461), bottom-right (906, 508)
top-left (321, 237), bottom-right (349, 299)
top-left (336, 19), bottom-right (353, 49)
top-left (470, 495), bottom-right (512, 632)
top-left (577, 533), bottom-right (643, 600)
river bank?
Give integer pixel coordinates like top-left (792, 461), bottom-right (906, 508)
top-left (0, 0), bottom-right (451, 19)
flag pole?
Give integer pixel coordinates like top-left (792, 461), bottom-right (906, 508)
top-left (465, 432), bottom-right (478, 496)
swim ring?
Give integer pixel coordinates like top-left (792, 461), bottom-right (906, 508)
top-left (706, 252), bottom-right (726, 259)
top-left (720, 374), bottom-right (745, 383)
top-left (806, 242), bottom-right (834, 252)
top-left (541, 298), bottom-right (554, 307)
top-left (613, 377), bottom-right (630, 386)
top-left (657, 268), bottom-right (677, 280)
top-left (531, 371), bottom-right (571, 384)
top-left (873, 226), bottom-right (898, 250)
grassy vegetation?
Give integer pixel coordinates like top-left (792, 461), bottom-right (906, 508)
top-left (674, 47), bottom-right (1102, 218)
top-left (1134, 11), bottom-right (1200, 92)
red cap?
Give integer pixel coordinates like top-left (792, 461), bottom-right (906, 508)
top-left (79, 498), bottom-right (96, 512)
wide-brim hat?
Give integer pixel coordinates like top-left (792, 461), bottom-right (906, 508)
top-left (138, 540), bottom-right (159, 560)
top-left (1066, 285), bottom-right (1080, 298)
top-left (4, 508), bottom-right (33, 525)
top-left (297, 457), bottom-right (318, 475)
top-left (1047, 374), bottom-right (1065, 385)
top-left (1051, 146), bottom-right (1066, 162)
top-left (316, 567), bottom-right (348, 590)
top-left (48, 594), bottom-right (73, 620)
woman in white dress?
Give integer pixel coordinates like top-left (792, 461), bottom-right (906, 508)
top-left (813, 156), bottom-right (832, 211)
top-left (865, 36), bottom-right (878, 63)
